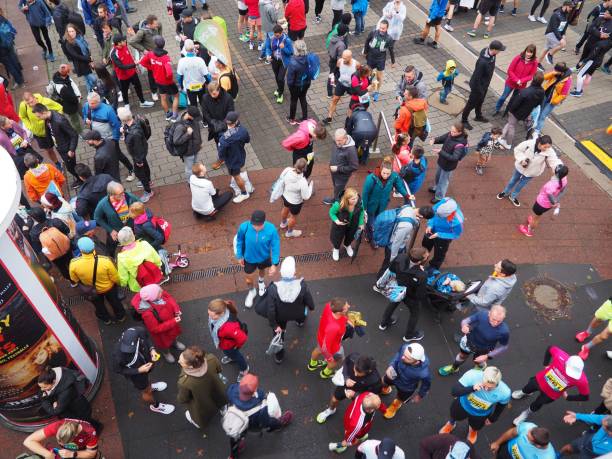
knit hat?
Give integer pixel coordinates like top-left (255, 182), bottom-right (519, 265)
top-left (139, 284), bottom-right (162, 302)
top-left (186, 106), bottom-right (200, 118)
top-left (153, 35), bottom-right (165, 49)
top-left (117, 226), bottom-right (136, 246)
top-left (280, 256), bottom-right (296, 278)
top-left (435, 198), bottom-right (457, 218)
top-left (77, 237), bottom-right (95, 254)
top-left (239, 374), bottom-right (259, 400)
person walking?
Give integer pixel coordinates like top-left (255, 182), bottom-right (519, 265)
top-left (113, 326), bottom-right (176, 414)
top-left (177, 345), bottom-right (228, 431)
top-left (464, 259), bottom-right (517, 311)
top-left (203, 82), bottom-right (235, 169)
top-left (428, 122), bottom-right (468, 204)
top-left (173, 106), bottom-right (203, 180)
top-left (419, 434), bottom-right (474, 459)
top-left (439, 366), bottom-right (511, 444)
top-left (49, 64), bottom-right (82, 134)
top-left (83, 130), bottom-right (121, 182)
top-left (531, 63), bottom-right (572, 136)
top-left (131, 283), bottom-right (185, 363)
top-left (63, 24), bottom-right (97, 93)
top-left (208, 298), bottom-right (250, 381)
top-left (140, 36), bottom-right (180, 122)
top-left (323, 45), bottom-right (356, 123)
top-left (93, 181), bottom-right (140, 252)
top-left (263, 24), bottom-right (294, 104)
top-left (218, 111), bottom-right (255, 204)
top-left (19, 0), bottom-right (55, 62)
top-left (364, 20), bottom-right (396, 101)
top-left (511, 345), bottom-right (589, 425)
top-left (235, 210), bottom-right (281, 307)
top-left (466, 0), bottom-right (502, 39)
top-left (190, 162), bottom-right (233, 219)
top-left (0, 9), bottom-right (25, 88)
top-left (323, 128), bottom-right (359, 205)
top-left (73, 164), bottom-right (113, 218)
top-left (352, 0), bottom-right (369, 35)
top-left (177, 39), bottom-right (210, 117)
top-left (329, 188), bottom-right (365, 261)
top-left (438, 305), bottom-right (510, 376)
top-left (494, 45), bottom-right (539, 116)
top-left (19, 92), bottom-right (63, 167)
top-left (23, 154), bottom-right (65, 203)
top-left (116, 226), bottom-right (163, 292)
top-left (286, 40), bottom-right (313, 125)
top-left (70, 236), bottom-right (127, 324)
top-left (421, 197), bottom-right (463, 270)
top-left (28, 207), bottom-right (72, 279)
top-left (497, 135), bottom-right (562, 207)
top-left (490, 423), bottom-right (556, 459)
top-left (110, 34), bottom-right (155, 109)
top-left (461, 40), bottom-right (506, 130)
top-left (575, 297), bottom-right (612, 360)
top-left (381, 342), bottom-right (431, 419)
top-left (559, 412), bottom-right (612, 457)
top-left (284, 0), bottom-right (307, 40)
top-left (539, 2), bottom-right (573, 67)
top-left (395, 65), bottom-right (429, 101)
top-left (518, 164), bottom-right (568, 237)
top-left (278, 158), bottom-right (313, 238)
top-left (281, 118), bottom-right (327, 179)
top-left (394, 87), bottom-right (429, 142)
top-left (413, 0), bottom-right (448, 49)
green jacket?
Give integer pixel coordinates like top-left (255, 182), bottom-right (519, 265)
top-left (93, 192), bottom-right (140, 233)
top-left (361, 171), bottom-right (407, 218)
top-left (117, 240), bottom-right (161, 292)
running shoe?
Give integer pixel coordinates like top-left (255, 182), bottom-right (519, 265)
top-left (316, 407), bottom-right (336, 424)
top-left (307, 359), bottom-right (326, 371)
top-left (509, 196), bottom-right (521, 207)
top-left (439, 421), bottom-right (456, 434)
top-left (528, 15), bottom-right (536, 21)
top-left (537, 16), bottom-right (547, 24)
top-left (518, 224), bottom-right (533, 237)
top-left (578, 345), bottom-right (590, 360)
top-left (383, 399), bottom-right (402, 419)
top-left (378, 317), bottom-right (397, 330)
top-left (467, 29), bottom-right (477, 37)
top-left (467, 426), bottom-right (478, 444)
top-left (438, 365), bottom-right (459, 376)
top-left (575, 330), bottom-right (591, 343)
top-left (329, 443), bottom-right (347, 454)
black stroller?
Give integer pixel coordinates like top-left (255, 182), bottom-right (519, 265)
top-left (426, 270), bottom-right (483, 316)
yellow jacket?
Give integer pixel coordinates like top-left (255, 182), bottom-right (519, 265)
top-left (117, 240), bottom-right (161, 292)
top-left (69, 252), bottom-right (119, 294)
top-left (18, 94), bottom-right (63, 137)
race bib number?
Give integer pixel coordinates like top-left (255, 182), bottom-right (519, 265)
top-left (543, 367), bottom-right (568, 392)
top-left (188, 82), bottom-right (203, 91)
top-left (466, 393), bottom-right (492, 411)
top-left (510, 443), bottom-right (524, 459)
top-left (9, 132), bottom-right (23, 148)
top-left (358, 93), bottom-right (371, 104)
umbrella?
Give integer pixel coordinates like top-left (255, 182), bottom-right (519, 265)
top-left (194, 19), bottom-right (232, 68)
top-left (350, 227), bottom-right (364, 264)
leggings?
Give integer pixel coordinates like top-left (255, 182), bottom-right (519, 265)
top-left (30, 25), bottom-right (53, 54)
top-left (134, 160), bottom-right (152, 193)
top-left (113, 140), bottom-right (134, 173)
top-left (119, 74), bottom-right (145, 104)
top-left (530, 0), bottom-right (550, 17)
top-left (522, 376), bottom-right (555, 412)
top-left (271, 58), bottom-right (287, 96)
top-left (315, 0), bottom-right (325, 15)
top-left (288, 83), bottom-right (310, 120)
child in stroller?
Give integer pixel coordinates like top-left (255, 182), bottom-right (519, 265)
top-left (425, 269), bottom-right (482, 312)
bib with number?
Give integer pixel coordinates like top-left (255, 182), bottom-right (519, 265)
top-left (358, 93), bottom-right (371, 104)
top-left (466, 392), bottom-right (492, 411)
top-left (543, 367), bottom-right (568, 393)
top-left (188, 82), bottom-right (203, 91)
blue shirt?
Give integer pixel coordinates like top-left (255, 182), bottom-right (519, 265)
top-left (458, 369), bottom-right (510, 416)
top-left (235, 221), bottom-right (280, 265)
top-left (467, 310), bottom-right (510, 351)
top-left (576, 413), bottom-right (612, 455)
top-left (507, 422), bottom-right (556, 459)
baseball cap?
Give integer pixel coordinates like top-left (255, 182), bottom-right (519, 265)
top-left (119, 328), bottom-right (140, 352)
top-left (565, 355), bottom-right (584, 379)
top-left (82, 130), bottom-right (102, 141)
top-left (239, 374), bottom-right (259, 400)
top-left (77, 236), bottom-right (95, 254)
top-left (76, 220), bottom-right (97, 237)
top-left (378, 438), bottom-right (396, 458)
top-left (225, 111), bottom-right (239, 123)
top-left (186, 106), bottom-right (200, 118)
top-left (489, 40), bottom-right (506, 51)
top-left (181, 8), bottom-right (193, 17)
top-left (250, 210), bottom-right (266, 225)
top-left (406, 343), bottom-right (425, 362)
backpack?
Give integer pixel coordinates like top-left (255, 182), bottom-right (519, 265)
top-left (222, 400), bottom-right (267, 439)
top-left (220, 69), bottom-right (239, 100)
top-left (136, 115), bottom-right (152, 139)
top-left (372, 207), bottom-right (417, 248)
top-left (305, 53), bottom-right (320, 80)
top-left (399, 161), bottom-right (424, 183)
top-left (164, 123), bottom-right (186, 157)
top-left (409, 107), bottom-right (428, 141)
top-left (136, 260), bottom-right (164, 287)
top-left (39, 226), bottom-right (71, 261)
top-left (150, 215), bottom-right (172, 243)
top-left (46, 81), bottom-right (62, 103)
top-left (0, 21), bottom-right (16, 49)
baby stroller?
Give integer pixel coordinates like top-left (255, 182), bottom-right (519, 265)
top-left (426, 270), bottom-right (483, 313)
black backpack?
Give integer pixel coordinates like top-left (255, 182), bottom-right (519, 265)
top-left (220, 69), bottom-right (239, 100)
top-left (136, 115), bottom-right (152, 139)
top-left (164, 122), bottom-right (186, 157)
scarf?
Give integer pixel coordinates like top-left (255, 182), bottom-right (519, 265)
top-left (208, 308), bottom-right (230, 349)
top-left (183, 360), bottom-right (208, 377)
top-left (75, 35), bottom-right (90, 59)
top-left (111, 196), bottom-right (130, 222)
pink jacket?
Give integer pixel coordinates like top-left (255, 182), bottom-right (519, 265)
top-left (282, 119), bottom-right (316, 151)
top-left (505, 54), bottom-right (539, 90)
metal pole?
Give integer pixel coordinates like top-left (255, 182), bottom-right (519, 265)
top-left (372, 112), bottom-right (383, 154)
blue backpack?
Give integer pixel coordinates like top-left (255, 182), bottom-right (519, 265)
top-left (306, 53), bottom-right (320, 80)
top-left (373, 206), bottom-right (417, 248)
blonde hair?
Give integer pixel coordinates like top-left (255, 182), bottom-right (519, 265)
top-left (56, 421), bottom-right (80, 444)
top-left (208, 298), bottom-right (237, 316)
top-left (450, 280), bottom-right (466, 292)
top-left (483, 366), bottom-right (502, 385)
top-left (129, 201), bottom-right (145, 218)
top-left (339, 187), bottom-right (359, 210)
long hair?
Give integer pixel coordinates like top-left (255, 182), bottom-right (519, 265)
top-left (392, 133), bottom-right (409, 155)
top-left (339, 187), bottom-right (359, 210)
top-left (94, 62), bottom-right (116, 89)
top-left (63, 23), bottom-right (81, 43)
top-left (554, 164), bottom-right (569, 190)
top-left (521, 44), bottom-right (537, 60)
top-left (208, 298), bottom-right (238, 316)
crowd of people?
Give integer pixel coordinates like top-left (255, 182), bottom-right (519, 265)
top-left (1, 0), bottom-right (610, 457)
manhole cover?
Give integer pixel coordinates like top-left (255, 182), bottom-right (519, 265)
top-left (523, 277), bottom-right (572, 321)
top-left (428, 90), bottom-right (466, 116)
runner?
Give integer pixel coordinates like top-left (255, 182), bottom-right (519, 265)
top-left (363, 19), bottom-right (396, 102)
top-left (277, 158), bottom-right (313, 238)
top-left (576, 297), bottom-right (612, 359)
top-left (490, 422), bottom-right (556, 459)
top-left (323, 48), bottom-right (358, 124)
top-left (559, 411), bottom-right (612, 457)
top-left (281, 118), bottom-right (328, 180)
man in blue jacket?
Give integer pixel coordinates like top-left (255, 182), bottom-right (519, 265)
top-left (218, 111), bottom-right (254, 204)
top-left (560, 412), bottom-right (612, 457)
top-left (421, 197), bottom-right (463, 270)
top-left (263, 24), bottom-right (294, 104)
top-left (235, 210), bottom-right (281, 308)
top-left (381, 342), bottom-right (431, 419)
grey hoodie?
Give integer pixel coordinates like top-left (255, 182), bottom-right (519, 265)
top-left (467, 274), bottom-right (517, 309)
top-left (396, 67), bottom-right (429, 99)
top-left (281, 167), bottom-right (312, 205)
top-left (259, 0), bottom-right (278, 34)
top-left (330, 135), bottom-right (358, 183)
top-left (328, 34), bottom-right (347, 61)
top-left (389, 206), bottom-right (419, 260)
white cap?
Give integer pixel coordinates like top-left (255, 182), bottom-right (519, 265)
top-left (280, 256), bottom-right (296, 278)
top-left (565, 355), bottom-right (584, 379)
top-left (405, 343), bottom-right (425, 362)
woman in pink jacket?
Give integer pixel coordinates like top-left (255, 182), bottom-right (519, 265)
top-left (494, 44), bottom-right (539, 116)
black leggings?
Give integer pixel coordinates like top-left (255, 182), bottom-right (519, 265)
top-left (119, 74), bottom-right (145, 104)
top-left (530, 0), bottom-right (550, 17)
top-left (496, 442), bottom-right (513, 459)
top-left (187, 89), bottom-right (206, 117)
top-left (288, 83), bottom-right (310, 120)
top-left (30, 25), bottom-right (53, 54)
top-left (522, 376), bottom-right (555, 412)
top-left (134, 160), bottom-right (152, 192)
top-left (421, 235), bottom-right (452, 270)
top-left (292, 149), bottom-right (314, 179)
top-left (332, 9), bottom-right (343, 27)
top-left (330, 222), bottom-right (354, 249)
top-left (271, 58), bottom-right (287, 96)
top-left (315, 0), bottom-right (325, 15)
top-left (113, 140), bottom-right (134, 173)
top-left (449, 399), bottom-right (487, 430)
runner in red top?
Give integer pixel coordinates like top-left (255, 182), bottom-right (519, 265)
top-left (308, 297), bottom-right (352, 379)
top-left (510, 345), bottom-right (589, 426)
top-left (23, 419), bottom-right (99, 458)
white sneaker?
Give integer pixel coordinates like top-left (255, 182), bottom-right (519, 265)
top-left (245, 288), bottom-right (256, 308)
top-left (528, 14), bottom-right (536, 21)
top-left (345, 245), bottom-right (354, 257)
top-left (498, 139), bottom-right (511, 150)
top-left (258, 281), bottom-right (266, 296)
top-left (126, 172), bottom-right (136, 182)
top-left (185, 410), bottom-right (200, 428)
top-left (151, 381), bottom-right (168, 392)
top-left (316, 407), bottom-right (336, 424)
top-left (118, 92), bottom-right (124, 103)
top-left (537, 16), bottom-right (547, 23)
top-left (174, 340), bottom-right (186, 351)
top-left (140, 100), bottom-right (155, 108)
top-left (279, 220), bottom-right (288, 229)
top-left (285, 229), bottom-right (302, 238)
top-left (332, 249), bottom-right (340, 261)
top-left (232, 193), bottom-right (250, 203)
top-left (513, 409), bottom-right (530, 426)
top-left (150, 403), bottom-right (175, 415)
top-left (607, 350), bottom-right (612, 359)
top-left (443, 23), bottom-right (454, 32)
top-left (392, 191), bottom-right (403, 198)
top-left (151, 93), bottom-right (159, 101)
top-left (512, 390), bottom-right (527, 400)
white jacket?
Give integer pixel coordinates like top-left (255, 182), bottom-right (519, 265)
top-left (380, 1), bottom-right (407, 40)
top-left (512, 139), bottom-right (562, 178)
top-left (281, 168), bottom-right (312, 205)
top-left (190, 175), bottom-right (216, 215)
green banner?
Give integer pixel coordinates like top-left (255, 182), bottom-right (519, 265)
top-left (194, 19), bottom-right (231, 68)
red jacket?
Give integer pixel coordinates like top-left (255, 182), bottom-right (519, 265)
top-left (110, 45), bottom-right (137, 81)
top-left (245, 0), bottom-right (260, 17)
top-left (131, 291), bottom-right (182, 349)
top-left (140, 50), bottom-right (174, 86)
top-left (284, 0), bottom-right (306, 31)
top-left (343, 392), bottom-right (386, 445)
top-left (505, 54), bottom-right (539, 90)
top-left (216, 315), bottom-right (248, 350)
top-left (0, 85), bottom-right (19, 123)
top-left (316, 303), bottom-right (347, 359)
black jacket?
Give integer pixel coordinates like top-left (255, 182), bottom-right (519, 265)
top-left (364, 30), bottom-right (395, 64)
top-left (546, 8), bottom-right (569, 40)
top-left (433, 132), bottom-right (468, 172)
top-left (63, 39), bottom-right (93, 77)
top-left (124, 119), bottom-right (148, 164)
top-left (584, 16), bottom-right (612, 52)
top-left (330, 135), bottom-right (359, 184)
top-left (47, 112), bottom-right (78, 154)
top-left (94, 139), bottom-right (120, 181)
top-left (346, 108), bottom-right (377, 142)
top-left (469, 48), bottom-right (496, 94)
top-left (76, 173), bottom-right (114, 218)
top-left (30, 218), bottom-right (70, 253)
top-left (509, 85), bottom-right (546, 121)
top-left (40, 367), bottom-right (91, 420)
top-left (176, 17), bottom-right (198, 41)
top-left (52, 72), bottom-right (80, 115)
top-left (173, 114), bottom-right (202, 157)
top-left (52, 2), bottom-right (85, 37)
top-left (339, 352), bottom-right (383, 394)
top-left (266, 279), bottom-right (315, 328)
top-left (391, 254), bottom-right (428, 303)
top-left (112, 326), bottom-right (154, 378)
top-left (201, 90), bottom-right (235, 140)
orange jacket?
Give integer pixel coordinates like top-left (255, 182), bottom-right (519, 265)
top-left (24, 163), bottom-right (66, 202)
top-left (394, 98), bottom-right (428, 135)
top-left (542, 71), bottom-right (572, 106)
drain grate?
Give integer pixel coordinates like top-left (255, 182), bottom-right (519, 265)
top-left (64, 250), bottom-right (334, 306)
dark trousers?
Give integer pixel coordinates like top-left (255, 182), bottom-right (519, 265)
top-left (187, 88), bottom-right (206, 117)
top-left (288, 27), bottom-right (306, 41)
top-left (119, 74), bottom-right (145, 105)
top-left (212, 190), bottom-right (232, 211)
top-left (0, 45), bottom-right (24, 84)
top-left (382, 375), bottom-right (416, 402)
top-left (147, 70), bottom-right (158, 94)
top-left (530, 0), bottom-right (550, 17)
top-left (91, 285), bottom-right (126, 321)
top-left (381, 297), bottom-right (421, 338)
top-left (330, 222), bottom-right (353, 249)
top-left (496, 442), bottom-right (513, 459)
top-left (288, 83), bottom-right (310, 120)
top-left (113, 140), bottom-right (134, 173)
top-left (292, 150), bottom-right (314, 179)
top-left (327, 57), bottom-right (337, 97)
top-left (421, 234), bottom-right (451, 270)
top-left (332, 9), bottom-right (343, 27)
top-left (314, 0), bottom-right (325, 15)
top-left (331, 175), bottom-right (347, 201)
top-left (58, 149), bottom-right (78, 180)
top-left (30, 25), bottom-right (53, 54)
top-left (53, 252), bottom-right (72, 281)
top-left (134, 160), bottom-right (152, 192)
top-left (575, 24), bottom-right (590, 50)
top-left (462, 90), bottom-right (486, 122)
top-left (522, 376), bottom-right (555, 412)
top-left (377, 246), bottom-right (392, 280)
top-left (92, 25), bottom-right (104, 49)
top-left (450, 398), bottom-right (487, 430)
top-left (271, 58), bottom-right (287, 96)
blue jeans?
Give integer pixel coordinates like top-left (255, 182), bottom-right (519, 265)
top-left (534, 102), bottom-right (555, 133)
top-left (495, 84), bottom-right (513, 112)
top-left (0, 46), bottom-right (24, 84)
top-left (502, 169), bottom-right (533, 199)
top-left (434, 166), bottom-right (453, 200)
top-left (223, 348), bottom-right (248, 372)
top-left (354, 12), bottom-right (365, 34)
top-left (440, 85), bottom-right (451, 103)
top-left (84, 73), bottom-right (97, 93)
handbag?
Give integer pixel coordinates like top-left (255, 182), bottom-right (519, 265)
top-left (266, 391), bottom-right (282, 419)
top-left (265, 331), bottom-right (284, 355)
top-left (78, 255), bottom-right (99, 301)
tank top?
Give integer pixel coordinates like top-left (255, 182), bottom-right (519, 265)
top-left (338, 60), bottom-right (357, 87)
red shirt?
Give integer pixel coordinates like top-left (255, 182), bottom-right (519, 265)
top-left (111, 45), bottom-right (137, 80)
top-left (140, 51), bottom-right (174, 86)
top-left (343, 392), bottom-right (386, 445)
top-left (316, 303), bottom-right (347, 359)
top-left (43, 419), bottom-right (98, 451)
top-left (535, 346), bottom-right (589, 400)
top-left (284, 0), bottom-right (306, 31)
top-left (244, 0), bottom-right (260, 17)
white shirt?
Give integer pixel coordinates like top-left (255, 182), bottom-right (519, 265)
top-left (357, 440), bottom-right (405, 459)
top-left (190, 175), bottom-right (217, 215)
top-left (177, 54), bottom-right (209, 91)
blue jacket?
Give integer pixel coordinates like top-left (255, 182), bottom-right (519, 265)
top-left (80, 0), bottom-right (115, 25)
top-left (352, 0), bottom-right (368, 14)
top-left (263, 33), bottom-right (294, 67)
top-left (428, 0), bottom-right (448, 20)
top-left (389, 344), bottom-right (432, 396)
top-left (133, 209), bottom-right (165, 250)
top-left (476, 131), bottom-right (493, 151)
top-left (286, 55), bottom-right (309, 87)
top-left (218, 124), bottom-right (250, 171)
top-left (19, 0), bottom-right (52, 27)
top-left (405, 157), bottom-right (427, 194)
top-left (82, 102), bottom-right (121, 140)
top-left (427, 198), bottom-right (464, 240)
top-left (227, 384), bottom-right (273, 429)
top-left (575, 413), bottom-right (612, 456)
top-left (361, 170), bottom-right (407, 218)
top-left (236, 221), bottom-right (280, 265)
top-left (0, 17), bottom-right (17, 48)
